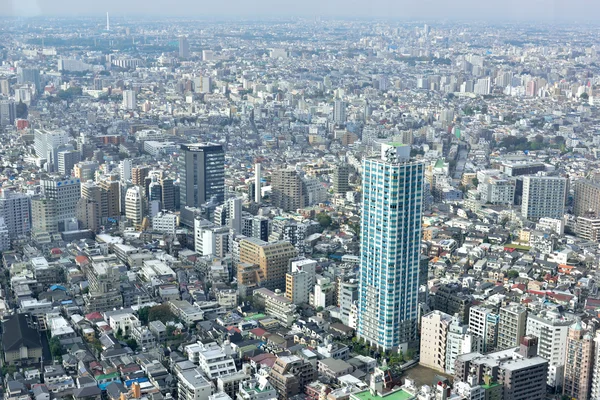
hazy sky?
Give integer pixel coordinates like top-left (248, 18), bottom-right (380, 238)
top-left (2, 0), bottom-right (599, 21)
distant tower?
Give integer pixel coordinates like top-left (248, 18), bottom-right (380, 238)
top-left (254, 162), bottom-right (262, 203)
top-left (179, 36), bottom-right (190, 59)
top-left (106, 12), bottom-right (110, 31)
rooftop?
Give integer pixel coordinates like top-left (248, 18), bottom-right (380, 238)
top-left (351, 389), bottom-right (414, 400)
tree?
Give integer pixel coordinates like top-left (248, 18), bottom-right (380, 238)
top-left (580, 92), bottom-right (589, 100)
top-left (317, 213), bottom-right (332, 229)
top-left (116, 327), bottom-right (123, 338)
top-left (148, 304), bottom-right (176, 323)
top-left (349, 222), bottom-right (361, 239)
top-left (126, 339), bottom-right (138, 352)
top-left (16, 101), bottom-right (27, 119)
top-left (507, 270), bottom-right (519, 279)
top-left (138, 307), bottom-right (150, 325)
top-left (49, 336), bottom-right (64, 359)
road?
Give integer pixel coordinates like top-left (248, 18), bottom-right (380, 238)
top-left (453, 146), bottom-right (469, 179)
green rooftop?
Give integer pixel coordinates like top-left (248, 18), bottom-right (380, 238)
top-left (244, 313), bottom-right (266, 321)
top-left (481, 382), bottom-right (501, 390)
top-left (388, 142), bottom-right (407, 147)
top-left (504, 243), bottom-right (531, 251)
top-left (96, 372), bottom-right (119, 381)
top-left (351, 389), bottom-right (415, 400)
top-left (434, 159), bottom-right (445, 169)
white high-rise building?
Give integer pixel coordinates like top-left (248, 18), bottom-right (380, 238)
top-left (227, 197), bottom-right (242, 233)
top-left (468, 305), bottom-right (500, 353)
top-left (285, 258), bottom-right (317, 305)
top-left (591, 330), bottom-right (600, 400)
top-left (201, 77), bottom-right (211, 94)
top-left (34, 129), bottom-right (71, 168)
top-left (420, 310), bottom-right (452, 372)
top-left (357, 143), bottom-right (424, 351)
top-left (445, 316), bottom-right (479, 374)
top-left (123, 90), bottom-right (136, 110)
top-left (152, 211), bottom-right (178, 235)
top-left (0, 189), bottom-right (31, 238)
top-left (125, 186), bottom-right (144, 227)
top-left (254, 163), bottom-right (262, 203)
top-left (333, 100), bottom-right (346, 124)
top-left (526, 308), bottom-right (573, 389)
top-left (41, 177), bottom-right (80, 232)
top-left (497, 303), bottom-right (527, 350)
top-left (119, 159), bottom-right (132, 182)
top-left (521, 176), bottom-right (567, 221)
top-left (0, 217), bottom-right (10, 251)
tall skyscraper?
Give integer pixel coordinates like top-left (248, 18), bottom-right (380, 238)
top-left (0, 189), bottom-right (31, 238)
top-left (271, 168), bottom-right (304, 211)
top-left (563, 321), bottom-right (594, 400)
top-left (333, 100), bottom-right (346, 124)
top-left (179, 143), bottom-right (225, 227)
top-left (179, 36), bottom-right (190, 58)
top-left (125, 186), bottom-right (144, 228)
top-left (0, 100), bottom-right (16, 126)
top-left (573, 179), bottom-right (600, 217)
top-left (41, 177), bottom-right (81, 231)
top-left (254, 163), bottom-right (262, 203)
top-left (332, 164), bottom-right (350, 194)
top-left (357, 143), bottom-right (424, 351)
top-left (122, 90), bottom-right (136, 110)
top-left (179, 143), bottom-right (225, 208)
top-left (521, 176), bottom-right (567, 221)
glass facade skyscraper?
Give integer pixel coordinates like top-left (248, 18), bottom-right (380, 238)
top-left (179, 143), bottom-right (225, 227)
top-left (357, 143), bottom-right (424, 351)
top-left (180, 143), bottom-right (225, 208)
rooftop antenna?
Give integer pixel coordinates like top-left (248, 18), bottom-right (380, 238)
top-left (106, 12), bottom-right (110, 31)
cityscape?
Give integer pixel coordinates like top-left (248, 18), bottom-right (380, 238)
top-left (0, 11), bottom-right (599, 400)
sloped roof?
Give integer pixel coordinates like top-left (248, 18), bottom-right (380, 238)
top-left (2, 314), bottom-right (42, 352)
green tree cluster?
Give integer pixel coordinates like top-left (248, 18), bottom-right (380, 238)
top-left (49, 336), bottom-right (64, 360)
top-left (317, 213), bottom-right (332, 228)
top-left (148, 304), bottom-right (176, 323)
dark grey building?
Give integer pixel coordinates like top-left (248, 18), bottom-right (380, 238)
top-left (0, 100), bottom-right (16, 126)
top-left (432, 283), bottom-right (472, 324)
top-left (179, 143), bottom-right (224, 225)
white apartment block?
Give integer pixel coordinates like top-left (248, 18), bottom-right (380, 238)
top-left (177, 367), bottom-right (213, 400)
top-left (184, 342), bottom-right (237, 380)
top-left (152, 211), bottom-right (178, 235)
top-left (420, 310), bottom-right (452, 372)
top-left (497, 304), bottom-right (527, 350)
top-left (526, 309), bottom-right (573, 388)
top-left (521, 176), bottom-right (567, 221)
